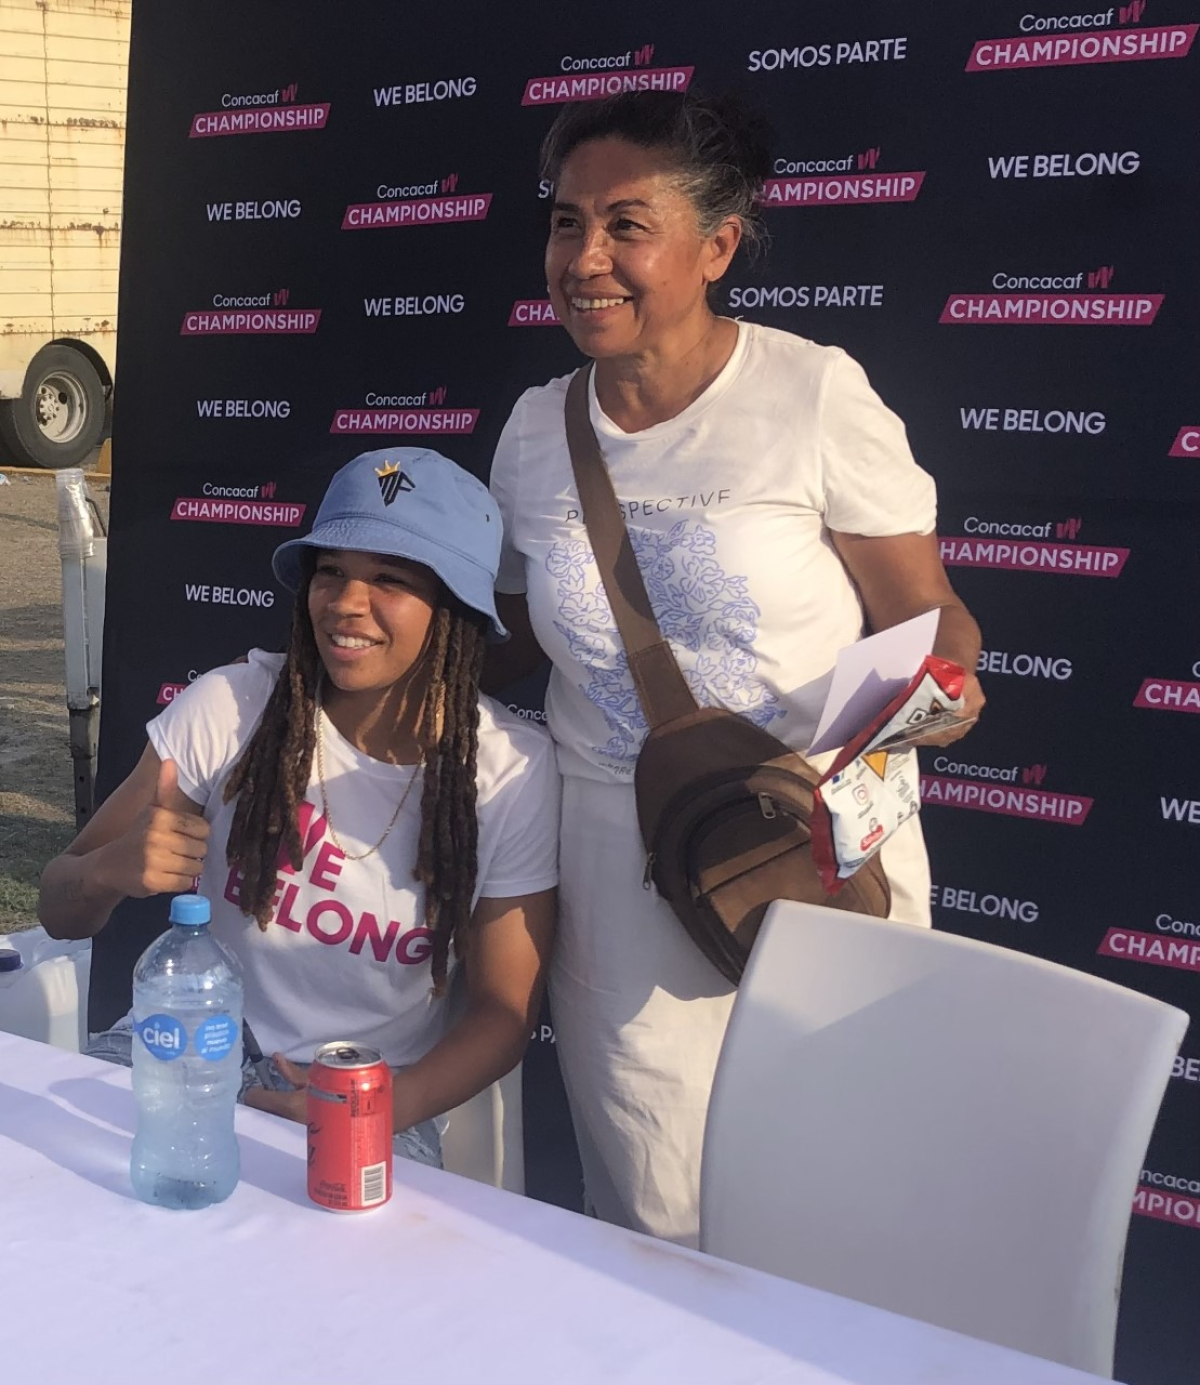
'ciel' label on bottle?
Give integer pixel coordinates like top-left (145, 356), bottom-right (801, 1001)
top-left (135, 1013), bottom-right (239, 1062)
top-left (136, 1013), bottom-right (187, 1061)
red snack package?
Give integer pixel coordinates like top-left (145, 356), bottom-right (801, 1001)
top-left (811, 656), bottom-right (966, 892)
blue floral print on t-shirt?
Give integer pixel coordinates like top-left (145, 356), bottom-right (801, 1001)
top-left (548, 521), bottom-right (786, 763)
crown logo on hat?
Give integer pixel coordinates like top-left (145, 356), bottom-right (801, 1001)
top-left (375, 459), bottom-right (415, 507)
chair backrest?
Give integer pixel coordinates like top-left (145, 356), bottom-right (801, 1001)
top-left (440, 1063), bottom-right (525, 1193)
top-left (0, 927), bottom-right (92, 1053)
top-left (439, 966), bottom-right (525, 1192)
top-left (700, 901), bottom-right (1188, 1376)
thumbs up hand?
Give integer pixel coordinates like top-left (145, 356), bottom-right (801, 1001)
top-left (99, 756), bottom-right (211, 899)
top-left (153, 755), bottom-right (181, 810)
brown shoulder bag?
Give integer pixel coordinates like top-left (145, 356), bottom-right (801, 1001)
top-left (564, 367), bottom-right (891, 985)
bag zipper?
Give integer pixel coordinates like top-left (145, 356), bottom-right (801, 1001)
top-left (758, 793), bottom-right (777, 820)
top-left (643, 852), bottom-right (656, 890)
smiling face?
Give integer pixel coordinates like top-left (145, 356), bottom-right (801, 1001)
top-left (545, 137), bottom-right (741, 364)
top-left (307, 548), bottom-right (439, 700)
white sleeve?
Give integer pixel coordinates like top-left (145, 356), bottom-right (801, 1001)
top-left (490, 393), bottom-right (529, 595)
top-left (818, 351), bottom-right (938, 537)
top-left (477, 730), bottom-right (561, 898)
top-left (145, 657), bottom-right (277, 807)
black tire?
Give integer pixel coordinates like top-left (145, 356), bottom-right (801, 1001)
top-left (0, 344), bottom-right (107, 470)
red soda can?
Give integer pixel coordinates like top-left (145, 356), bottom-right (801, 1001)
top-left (307, 1041), bottom-right (393, 1211)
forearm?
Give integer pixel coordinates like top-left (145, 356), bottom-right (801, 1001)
top-left (930, 599), bottom-right (982, 675)
top-left (391, 998), bottom-right (530, 1132)
top-left (833, 530), bottom-right (981, 676)
top-left (38, 849), bottom-right (123, 940)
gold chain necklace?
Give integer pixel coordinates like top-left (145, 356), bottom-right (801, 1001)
top-left (314, 695), bottom-right (423, 862)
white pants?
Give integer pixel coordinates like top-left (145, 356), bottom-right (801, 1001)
top-left (551, 774), bottom-right (931, 1248)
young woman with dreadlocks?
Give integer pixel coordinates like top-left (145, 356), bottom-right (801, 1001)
top-left (39, 449), bottom-right (560, 1166)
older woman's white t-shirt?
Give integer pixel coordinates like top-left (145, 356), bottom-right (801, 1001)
top-left (491, 321), bottom-right (938, 785)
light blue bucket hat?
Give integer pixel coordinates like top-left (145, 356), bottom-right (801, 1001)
top-left (272, 448), bottom-right (507, 638)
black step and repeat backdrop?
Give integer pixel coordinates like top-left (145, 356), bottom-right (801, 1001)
top-left (98, 4), bottom-right (1199, 1377)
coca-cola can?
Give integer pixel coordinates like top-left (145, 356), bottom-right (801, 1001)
top-left (307, 1041), bottom-right (393, 1211)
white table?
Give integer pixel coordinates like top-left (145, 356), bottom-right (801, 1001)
top-left (0, 1033), bottom-right (1109, 1385)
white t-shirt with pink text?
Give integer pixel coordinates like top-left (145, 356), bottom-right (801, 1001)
top-left (147, 650), bottom-right (560, 1067)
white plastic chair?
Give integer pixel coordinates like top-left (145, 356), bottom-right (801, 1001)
top-left (700, 900), bottom-right (1187, 1377)
top-left (0, 926), bottom-right (92, 1053)
top-left (438, 966), bottom-right (525, 1192)
top-left (440, 1063), bottom-right (525, 1192)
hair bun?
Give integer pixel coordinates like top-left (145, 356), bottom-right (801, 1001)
top-left (540, 88), bottom-right (775, 260)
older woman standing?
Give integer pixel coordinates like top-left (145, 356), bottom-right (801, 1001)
top-left (488, 91), bottom-right (984, 1246)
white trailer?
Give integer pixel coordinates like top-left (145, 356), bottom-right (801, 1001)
top-left (0, 0), bottom-right (128, 468)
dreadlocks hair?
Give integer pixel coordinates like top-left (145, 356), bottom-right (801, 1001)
top-left (223, 582), bottom-right (320, 928)
top-left (223, 554), bottom-right (488, 997)
top-left (412, 598), bottom-right (487, 995)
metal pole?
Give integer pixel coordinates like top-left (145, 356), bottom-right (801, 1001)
top-left (55, 470), bottom-right (106, 828)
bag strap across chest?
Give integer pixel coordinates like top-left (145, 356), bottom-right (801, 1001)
top-left (563, 366), bottom-right (698, 728)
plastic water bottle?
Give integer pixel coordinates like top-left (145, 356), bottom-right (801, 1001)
top-left (130, 894), bottom-right (243, 1208)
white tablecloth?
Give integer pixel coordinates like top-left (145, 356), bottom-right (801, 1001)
top-left (0, 1032), bottom-right (1108, 1385)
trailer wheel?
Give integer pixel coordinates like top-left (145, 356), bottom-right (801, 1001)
top-left (0, 344), bottom-right (107, 470)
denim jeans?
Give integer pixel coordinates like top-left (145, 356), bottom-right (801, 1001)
top-left (87, 1017), bottom-right (442, 1169)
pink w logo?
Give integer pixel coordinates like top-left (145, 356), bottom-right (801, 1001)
top-left (272, 287), bottom-right (290, 306)
top-left (857, 146), bottom-right (881, 170)
top-left (281, 82), bottom-right (299, 103)
top-left (441, 172), bottom-right (459, 193)
top-left (1119, 0), bottom-right (1147, 23)
top-left (1021, 764), bottom-right (1048, 786)
top-left (633, 43), bottom-right (655, 66)
top-left (260, 481), bottom-right (277, 499)
top-left (277, 800), bottom-right (329, 872)
top-left (1086, 265), bottom-right (1115, 290)
top-left (428, 385), bottom-right (447, 405)
top-left (1055, 516), bottom-right (1082, 540)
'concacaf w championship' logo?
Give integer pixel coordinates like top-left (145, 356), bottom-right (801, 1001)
top-left (375, 460), bottom-right (415, 506)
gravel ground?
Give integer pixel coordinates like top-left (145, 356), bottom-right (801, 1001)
top-left (0, 465), bottom-right (110, 932)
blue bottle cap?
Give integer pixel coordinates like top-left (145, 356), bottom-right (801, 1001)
top-left (0, 949), bottom-right (22, 972)
top-left (169, 893), bottom-right (211, 926)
